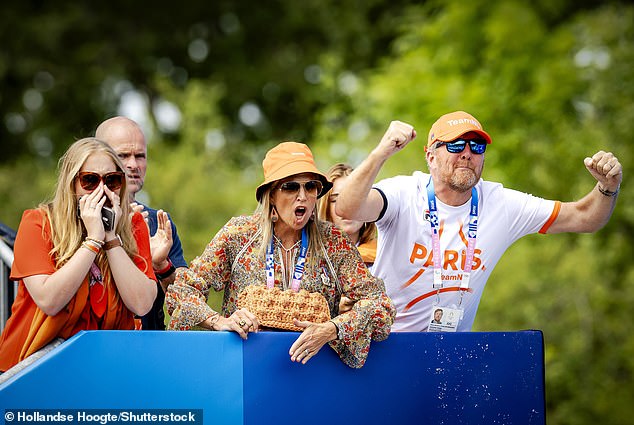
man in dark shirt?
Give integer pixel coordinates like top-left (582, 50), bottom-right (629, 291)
top-left (96, 116), bottom-right (187, 330)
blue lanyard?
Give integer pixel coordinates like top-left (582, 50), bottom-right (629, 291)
top-left (266, 227), bottom-right (308, 292)
top-left (426, 178), bottom-right (479, 291)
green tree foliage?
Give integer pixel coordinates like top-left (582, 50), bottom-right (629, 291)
top-left (310, 2), bottom-right (633, 424)
top-left (0, 0), bottom-right (411, 165)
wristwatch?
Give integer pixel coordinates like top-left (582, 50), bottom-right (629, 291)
top-left (103, 235), bottom-right (122, 250)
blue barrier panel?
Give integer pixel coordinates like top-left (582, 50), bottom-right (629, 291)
top-left (0, 330), bottom-right (545, 425)
top-left (0, 331), bottom-right (244, 425)
top-left (243, 331), bottom-right (545, 425)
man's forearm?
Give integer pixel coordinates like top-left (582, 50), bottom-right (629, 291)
top-left (336, 149), bottom-right (388, 222)
top-left (548, 183), bottom-right (619, 234)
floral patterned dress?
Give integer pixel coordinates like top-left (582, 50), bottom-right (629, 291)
top-left (166, 213), bottom-right (395, 368)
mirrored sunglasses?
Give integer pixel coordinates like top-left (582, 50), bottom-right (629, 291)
top-left (77, 171), bottom-right (125, 191)
top-left (436, 139), bottom-right (487, 155)
top-left (278, 180), bottom-right (323, 196)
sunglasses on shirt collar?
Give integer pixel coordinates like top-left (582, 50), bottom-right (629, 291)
top-left (435, 138), bottom-right (487, 155)
top-left (76, 171), bottom-right (125, 191)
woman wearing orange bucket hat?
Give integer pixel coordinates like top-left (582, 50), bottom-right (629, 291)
top-left (166, 141), bottom-right (395, 368)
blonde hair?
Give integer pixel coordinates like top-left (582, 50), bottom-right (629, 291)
top-left (319, 163), bottom-right (376, 245)
top-left (41, 137), bottom-right (140, 288)
top-left (255, 183), bottom-right (323, 260)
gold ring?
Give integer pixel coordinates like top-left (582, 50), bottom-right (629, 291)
top-left (238, 320), bottom-right (246, 327)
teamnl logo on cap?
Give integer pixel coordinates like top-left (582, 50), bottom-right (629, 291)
top-left (428, 111), bottom-right (491, 145)
top-left (447, 117), bottom-right (482, 129)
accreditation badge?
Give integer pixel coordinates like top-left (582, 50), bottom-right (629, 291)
top-left (427, 305), bottom-right (463, 333)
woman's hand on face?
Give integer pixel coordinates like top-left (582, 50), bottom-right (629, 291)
top-left (78, 184), bottom-right (107, 241)
top-left (214, 308), bottom-right (260, 339)
top-left (103, 184), bottom-right (123, 236)
top-left (289, 320), bottom-right (338, 364)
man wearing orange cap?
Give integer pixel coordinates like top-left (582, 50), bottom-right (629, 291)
top-left (336, 111), bottom-right (622, 332)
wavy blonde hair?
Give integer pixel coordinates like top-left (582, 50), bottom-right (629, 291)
top-left (318, 163), bottom-right (376, 245)
top-left (40, 138), bottom-right (140, 287)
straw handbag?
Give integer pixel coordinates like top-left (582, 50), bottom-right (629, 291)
top-left (237, 285), bottom-right (331, 331)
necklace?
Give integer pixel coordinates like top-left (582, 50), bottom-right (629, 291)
top-left (274, 235), bottom-right (301, 253)
top-left (267, 228), bottom-right (309, 291)
top-left (271, 235), bottom-right (302, 290)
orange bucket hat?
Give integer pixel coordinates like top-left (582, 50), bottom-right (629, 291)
top-left (427, 111), bottom-right (492, 149)
top-left (256, 141), bottom-right (332, 201)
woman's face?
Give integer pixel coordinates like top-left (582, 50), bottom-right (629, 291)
top-left (74, 152), bottom-right (123, 198)
top-left (328, 175), bottom-right (364, 242)
top-left (270, 172), bottom-right (321, 233)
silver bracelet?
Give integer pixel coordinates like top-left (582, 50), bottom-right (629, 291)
top-left (597, 184), bottom-right (619, 197)
top-left (329, 320), bottom-right (341, 340)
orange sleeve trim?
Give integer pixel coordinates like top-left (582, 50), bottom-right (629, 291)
top-left (538, 201), bottom-right (561, 234)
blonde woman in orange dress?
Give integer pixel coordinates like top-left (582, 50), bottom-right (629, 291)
top-left (0, 138), bottom-right (157, 372)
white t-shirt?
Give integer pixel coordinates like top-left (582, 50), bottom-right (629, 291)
top-left (372, 171), bottom-right (559, 332)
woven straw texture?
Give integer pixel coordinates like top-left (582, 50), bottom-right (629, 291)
top-left (237, 285), bottom-right (331, 331)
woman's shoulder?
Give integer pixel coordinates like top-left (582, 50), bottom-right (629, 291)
top-left (18, 207), bottom-right (49, 231)
top-left (316, 219), bottom-right (342, 238)
top-left (224, 213), bottom-right (259, 228)
top-left (316, 220), bottom-right (354, 251)
top-left (12, 208), bottom-right (53, 265)
top-left (22, 207), bottom-right (46, 220)
top-left (217, 214), bottom-right (261, 241)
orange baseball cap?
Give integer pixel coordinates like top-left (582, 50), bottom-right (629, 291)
top-left (427, 111), bottom-right (492, 148)
top-left (256, 141), bottom-right (332, 201)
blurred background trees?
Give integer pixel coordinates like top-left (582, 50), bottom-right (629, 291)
top-left (1, 1), bottom-right (632, 423)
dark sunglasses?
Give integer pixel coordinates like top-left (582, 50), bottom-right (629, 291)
top-left (77, 171), bottom-right (125, 191)
top-left (436, 139), bottom-right (487, 155)
top-left (278, 180), bottom-right (323, 196)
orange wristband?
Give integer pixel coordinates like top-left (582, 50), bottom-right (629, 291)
top-left (81, 241), bottom-right (100, 254)
top-left (155, 259), bottom-right (175, 280)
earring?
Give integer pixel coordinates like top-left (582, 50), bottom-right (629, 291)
top-left (271, 206), bottom-right (279, 223)
top-left (309, 210), bottom-right (316, 221)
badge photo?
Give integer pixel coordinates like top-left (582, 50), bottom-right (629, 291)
top-left (427, 306), bottom-right (463, 333)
